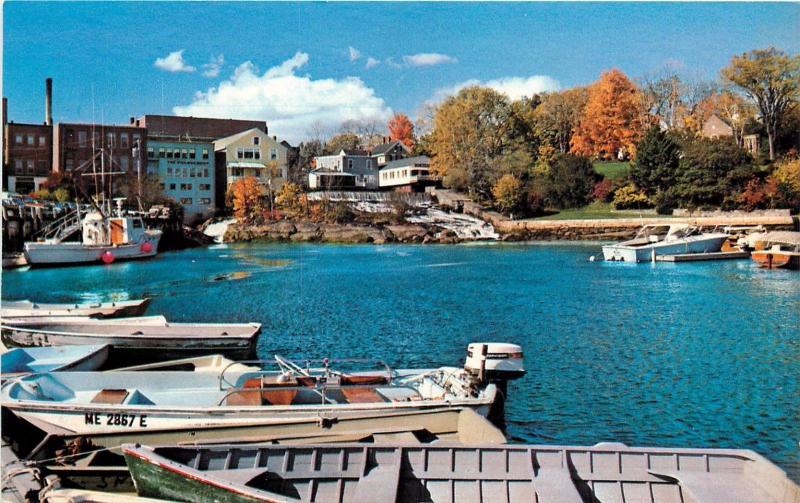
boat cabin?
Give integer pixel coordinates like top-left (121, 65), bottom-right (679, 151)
top-left (82, 212), bottom-right (148, 246)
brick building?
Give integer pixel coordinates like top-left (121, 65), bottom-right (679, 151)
top-left (134, 115), bottom-right (267, 142)
top-left (52, 123), bottom-right (147, 175)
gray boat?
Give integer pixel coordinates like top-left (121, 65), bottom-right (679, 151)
top-left (0, 316), bottom-right (260, 361)
top-left (1, 298), bottom-right (151, 318)
top-left (122, 442), bottom-right (800, 503)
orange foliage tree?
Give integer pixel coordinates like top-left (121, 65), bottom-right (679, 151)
top-left (570, 69), bottom-right (649, 160)
top-left (231, 176), bottom-right (264, 224)
top-left (387, 113), bottom-right (415, 148)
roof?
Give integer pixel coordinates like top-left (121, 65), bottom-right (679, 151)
top-left (762, 231), bottom-right (800, 246)
top-left (371, 140), bottom-right (411, 156)
top-left (213, 128), bottom-right (268, 151)
top-left (310, 168), bottom-right (355, 176)
top-left (342, 149), bottom-right (370, 156)
top-left (381, 155), bottom-right (431, 170)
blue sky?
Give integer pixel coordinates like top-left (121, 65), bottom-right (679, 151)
top-left (4, 2), bottom-right (799, 142)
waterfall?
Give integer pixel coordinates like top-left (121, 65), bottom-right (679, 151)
top-left (407, 208), bottom-right (499, 240)
top-left (203, 218), bottom-right (237, 244)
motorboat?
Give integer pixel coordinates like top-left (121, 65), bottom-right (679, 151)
top-left (24, 199), bottom-right (162, 268)
top-left (750, 231), bottom-right (800, 270)
top-left (0, 298), bottom-right (151, 319)
top-left (0, 316), bottom-right (260, 361)
top-left (121, 441), bottom-right (800, 503)
top-left (1, 344), bottom-right (523, 445)
top-left (602, 224), bottom-right (729, 262)
top-left (1, 344), bottom-right (110, 380)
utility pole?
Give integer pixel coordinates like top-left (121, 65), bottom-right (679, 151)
top-left (133, 139), bottom-right (143, 211)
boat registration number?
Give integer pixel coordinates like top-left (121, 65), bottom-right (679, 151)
top-left (85, 413), bottom-right (148, 427)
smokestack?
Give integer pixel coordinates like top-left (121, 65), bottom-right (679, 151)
top-left (45, 78), bottom-right (53, 126)
top-left (2, 97), bottom-right (7, 128)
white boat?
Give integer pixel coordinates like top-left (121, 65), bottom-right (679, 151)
top-left (0, 298), bottom-right (151, 319)
top-left (1, 343), bottom-right (523, 442)
top-left (24, 200), bottom-right (162, 267)
top-left (111, 354), bottom-right (259, 373)
top-left (1, 344), bottom-right (110, 379)
top-left (602, 224), bottom-right (729, 262)
top-left (0, 316), bottom-right (260, 361)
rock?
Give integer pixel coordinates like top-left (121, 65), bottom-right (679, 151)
top-left (386, 225), bottom-right (428, 243)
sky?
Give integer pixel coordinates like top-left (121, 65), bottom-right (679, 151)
top-left (3, 2), bottom-right (799, 143)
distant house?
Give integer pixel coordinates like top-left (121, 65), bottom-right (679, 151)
top-left (378, 156), bottom-right (441, 192)
top-left (213, 128), bottom-right (290, 197)
top-left (701, 114), bottom-right (734, 139)
top-left (310, 139), bottom-right (411, 190)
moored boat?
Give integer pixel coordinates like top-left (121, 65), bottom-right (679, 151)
top-left (0, 317), bottom-right (260, 361)
top-left (1, 298), bottom-right (151, 319)
top-left (750, 231), bottom-right (800, 270)
top-left (122, 442), bottom-right (800, 503)
top-left (1, 344), bottom-right (523, 445)
top-left (602, 224), bottom-right (729, 262)
top-left (1, 344), bottom-right (110, 380)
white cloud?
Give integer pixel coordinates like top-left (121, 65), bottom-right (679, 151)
top-left (154, 50), bottom-right (196, 73)
top-left (348, 46), bottom-right (361, 62)
top-left (202, 54), bottom-right (225, 78)
top-left (365, 57), bottom-right (380, 69)
top-left (173, 52), bottom-right (393, 144)
top-left (402, 53), bottom-right (458, 67)
top-left (434, 75), bottom-right (561, 101)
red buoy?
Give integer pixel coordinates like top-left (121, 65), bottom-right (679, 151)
top-left (101, 251), bottom-right (115, 264)
top-left (140, 241), bottom-right (153, 253)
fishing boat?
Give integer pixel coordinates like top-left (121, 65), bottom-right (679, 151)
top-left (122, 442), bottom-right (800, 503)
top-left (1, 345), bottom-right (110, 379)
top-left (602, 224), bottom-right (729, 262)
top-left (1, 344), bottom-right (523, 445)
top-left (1, 298), bottom-right (151, 319)
top-left (24, 205), bottom-right (162, 267)
top-left (750, 231), bottom-right (800, 270)
top-left (0, 316), bottom-right (260, 361)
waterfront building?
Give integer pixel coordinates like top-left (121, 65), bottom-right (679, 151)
top-left (310, 139), bottom-right (410, 190)
top-left (378, 156), bottom-right (441, 192)
top-left (134, 115), bottom-right (267, 142)
top-left (146, 139), bottom-right (215, 223)
top-left (2, 79), bottom-right (53, 193)
top-left (53, 122), bottom-right (147, 175)
top-left (213, 128), bottom-right (290, 195)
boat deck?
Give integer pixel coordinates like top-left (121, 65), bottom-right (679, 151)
top-left (655, 251), bottom-right (750, 262)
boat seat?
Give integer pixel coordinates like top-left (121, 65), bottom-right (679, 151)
top-left (341, 374), bottom-right (389, 386)
top-left (225, 378), bottom-right (298, 406)
top-left (91, 389), bottom-right (129, 404)
top-left (340, 387), bottom-right (387, 404)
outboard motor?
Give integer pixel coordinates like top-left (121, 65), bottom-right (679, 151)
top-left (464, 343), bottom-right (525, 431)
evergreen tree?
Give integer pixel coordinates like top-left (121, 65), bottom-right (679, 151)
top-left (630, 126), bottom-right (681, 196)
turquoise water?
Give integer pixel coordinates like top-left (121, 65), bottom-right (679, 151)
top-left (2, 242), bottom-right (799, 479)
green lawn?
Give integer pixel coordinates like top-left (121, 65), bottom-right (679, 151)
top-left (530, 202), bottom-right (666, 220)
top-left (594, 161), bottom-right (630, 181)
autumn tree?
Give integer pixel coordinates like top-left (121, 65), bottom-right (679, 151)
top-left (324, 133), bottom-right (361, 155)
top-left (570, 69), bottom-right (649, 160)
top-left (491, 174), bottom-right (523, 214)
top-left (721, 47), bottom-right (800, 160)
top-left (275, 182), bottom-right (304, 213)
top-left (231, 176), bottom-right (265, 224)
top-left (429, 86), bottom-right (514, 199)
top-left (534, 88), bottom-right (588, 153)
top-left (387, 113), bottom-right (415, 148)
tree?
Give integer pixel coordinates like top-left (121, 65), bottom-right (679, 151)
top-left (275, 182), bottom-right (304, 213)
top-left (429, 86), bottom-right (514, 199)
top-left (387, 113), bottom-right (415, 148)
top-left (540, 153), bottom-right (598, 209)
top-left (324, 133), bottom-right (361, 155)
top-left (721, 47), bottom-right (800, 160)
top-left (231, 176), bottom-right (264, 224)
top-left (676, 137), bottom-right (755, 208)
top-left (630, 126), bottom-right (682, 196)
top-left (491, 174), bottom-right (523, 214)
top-left (340, 117), bottom-right (385, 148)
top-left (533, 88), bottom-right (588, 153)
top-left (571, 69), bottom-right (649, 160)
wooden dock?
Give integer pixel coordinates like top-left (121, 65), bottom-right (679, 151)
top-left (655, 251), bottom-right (750, 262)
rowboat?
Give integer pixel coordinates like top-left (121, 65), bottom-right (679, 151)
top-left (1, 298), bottom-right (151, 319)
top-left (1, 344), bottom-right (110, 379)
top-left (122, 442), bottom-right (800, 503)
top-left (602, 224), bottom-right (729, 262)
top-left (2, 344), bottom-right (523, 445)
top-left (0, 317), bottom-right (260, 361)
top-left (750, 231), bottom-right (800, 270)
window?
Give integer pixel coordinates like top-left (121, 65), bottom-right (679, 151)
top-left (78, 131), bottom-right (87, 147)
top-left (38, 160), bottom-right (48, 172)
top-left (182, 168), bottom-right (188, 177)
top-left (158, 148), bottom-right (166, 158)
top-left (174, 149), bottom-right (181, 158)
top-left (203, 169), bottom-right (209, 177)
top-left (180, 198), bottom-right (192, 205)
top-left (166, 149), bottom-right (173, 159)
top-left (167, 167), bottom-right (173, 175)
top-left (253, 136), bottom-right (260, 145)
top-left (39, 136), bottom-right (46, 146)
top-left (132, 219), bottom-right (142, 228)
top-left (190, 168), bottom-right (196, 178)
top-left (132, 134), bottom-right (141, 148)
top-left (180, 183), bottom-right (193, 191)
top-left (189, 149), bottom-right (196, 159)
top-left (270, 148), bottom-right (277, 160)
top-left (65, 158), bottom-right (74, 171)
top-left (14, 159), bottom-right (23, 173)
top-left (202, 149), bottom-right (209, 159)
top-left (147, 147), bottom-right (155, 158)
top-left (15, 134), bottom-right (23, 144)
top-left (237, 150), bottom-right (244, 159)
top-left (182, 149), bottom-right (188, 159)
top-left (27, 135), bottom-right (34, 145)
top-left (26, 160), bottom-right (34, 173)
top-left (106, 132), bottom-right (115, 147)
top-left (199, 183), bottom-right (211, 191)
top-left (348, 159), bottom-right (353, 170)
top-left (366, 159), bottom-right (372, 169)
top-left (200, 198), bottom-right (211, 204)
top-left (169, 183), bottom-right (176, 190)
top-left (120, 156), bottom-right (129, 171)
top-left (120, 133), bottom-right (129, 148)
top-left (244, 150), bottom-right (254, 159)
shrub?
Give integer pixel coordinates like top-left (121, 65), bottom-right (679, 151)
top-left (491, 174), bottom-right (524, 214)
top-left (592, 179), bottom-right (613, 202)
top-left (327, 202), bottom-right (354, 223)
top-left (275, 182), bottom-right (303, 213)
top-left (612, 183), bottom-right (651, 210)
top-left (772, 158), bottom-right (800, 194)
top-left (652, 189), bottom-right (678, 215)
top-left (525, 189), bottom-right (546, 215)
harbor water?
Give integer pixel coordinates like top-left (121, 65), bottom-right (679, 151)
top-left (2, 242), bottom-right (798, 479)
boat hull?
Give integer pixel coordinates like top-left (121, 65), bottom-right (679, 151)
top-left (750, 250), bottom-right (800, 270)
top-left (1, 298), bottom-right (151, 319)
top-left (1, 344), bottom-right (111, 380)
top-left (23, 233), bottom-right (161, 268)
top-left (602, 234), bottom-right (728, 262)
